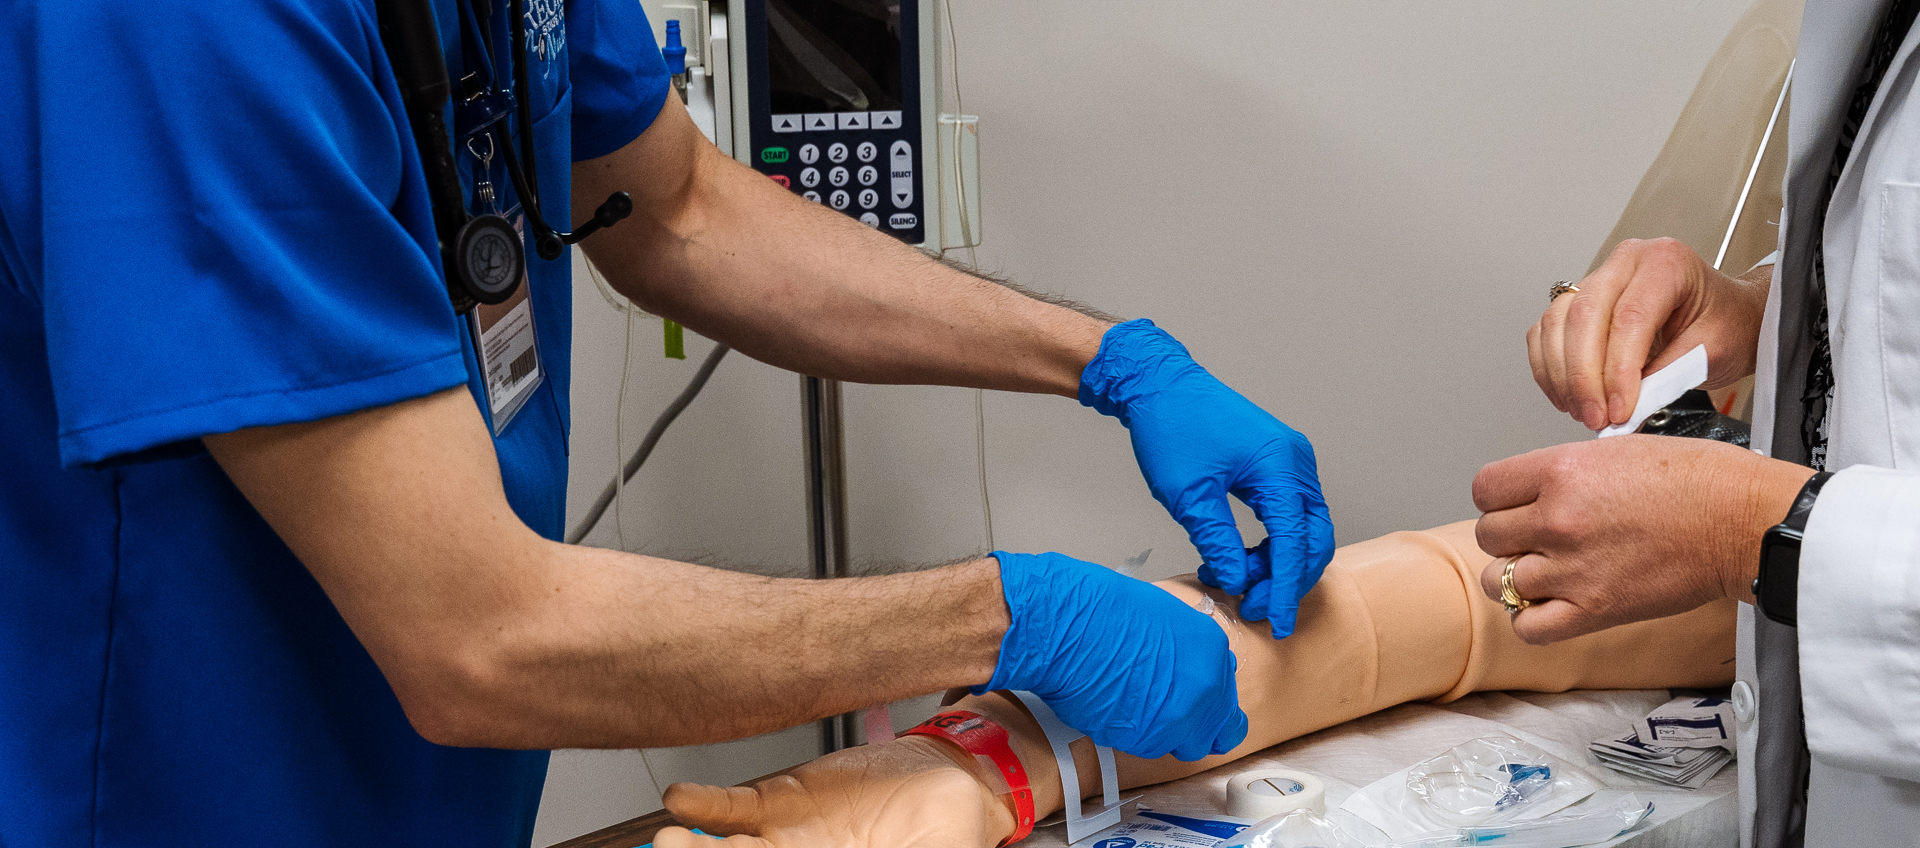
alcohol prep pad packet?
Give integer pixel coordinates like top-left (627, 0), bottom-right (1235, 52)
top-left (1084, 808), bottom-right (1257, 848)
top-left (1638, 695), bottom-right (1736, 751)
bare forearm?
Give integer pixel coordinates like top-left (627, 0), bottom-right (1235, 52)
top-left (205, 388), bottom-right (1013, 751)
top-left (574, 102), bottom-right (1110, 397)
top-left (425, 546), bottom-right (1010, 749)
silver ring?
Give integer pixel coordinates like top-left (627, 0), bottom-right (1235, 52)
top-left (1549, 281), bottom-right (1580, 303)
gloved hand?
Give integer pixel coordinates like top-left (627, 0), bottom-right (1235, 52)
top-left (976, 550), bottom-right (1248, 762)
top-left (1079, 319), bottom-right (1335, 637)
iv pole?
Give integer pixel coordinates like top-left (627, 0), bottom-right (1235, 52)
top-left (802, 375), bottom-right (859, 752)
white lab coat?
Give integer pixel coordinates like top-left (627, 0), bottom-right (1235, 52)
top-left (1743, 1), bottom-right (1920, 844)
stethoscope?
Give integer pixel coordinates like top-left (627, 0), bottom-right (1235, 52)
top-left (375, 0), bottom-right (630, 313)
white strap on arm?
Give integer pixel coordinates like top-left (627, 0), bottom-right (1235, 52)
top-left (1010, 690), bottom-right (1128, 843)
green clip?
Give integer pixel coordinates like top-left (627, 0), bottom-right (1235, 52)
top-left (663, 319), bottom-right (687, 360)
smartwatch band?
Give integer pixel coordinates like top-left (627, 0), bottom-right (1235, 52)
top-left (1754, 470), bottom-right (1834, 627)
top-left (901, 711), bottom-right (1036, 845)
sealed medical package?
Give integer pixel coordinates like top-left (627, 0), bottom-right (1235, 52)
top-left (1340, 735), bottom-right (1600, 840)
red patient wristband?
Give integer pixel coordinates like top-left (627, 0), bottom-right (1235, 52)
top-left (901, 710), bottom-right (1036, 845)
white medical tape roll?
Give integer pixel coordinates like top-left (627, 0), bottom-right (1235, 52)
top-left (1226, 768), bottom-right (1326, 820)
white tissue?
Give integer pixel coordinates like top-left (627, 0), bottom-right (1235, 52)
top-left (1595, 345), bottom-right (1709, 438)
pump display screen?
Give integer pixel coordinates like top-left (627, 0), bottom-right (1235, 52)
top-left (748, 0), bottom-right (922, 244)
top-left (765, 0), bottom-right (904, 114)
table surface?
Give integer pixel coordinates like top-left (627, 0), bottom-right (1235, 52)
top-left (550, 689), bottom-right (1738, 848)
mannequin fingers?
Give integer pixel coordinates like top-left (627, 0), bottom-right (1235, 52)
top-left (652, 827), bottom-right (775, 848)
top-left (663, 779), bottom-right (790, 835)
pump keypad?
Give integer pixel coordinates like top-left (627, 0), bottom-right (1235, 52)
top-left (756, 110), bottom-right (920, 242)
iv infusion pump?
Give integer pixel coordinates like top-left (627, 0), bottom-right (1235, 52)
top-left (637, 0), bottom-right (979, 251)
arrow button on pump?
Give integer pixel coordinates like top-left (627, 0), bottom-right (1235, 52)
top-left (889, 140), bottom-right (914, 209)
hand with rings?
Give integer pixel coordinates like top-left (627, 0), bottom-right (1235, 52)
top-left (1470, 435), bottom-right (1814, 644)
top-left (1528, 238), bottom-right (1769, 431)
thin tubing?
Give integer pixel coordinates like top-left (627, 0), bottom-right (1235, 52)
top-left (566, 343), bottom-right (732, 544)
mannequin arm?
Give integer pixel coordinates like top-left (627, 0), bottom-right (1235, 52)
top-left (656, 520), bottom-right (1736, 847)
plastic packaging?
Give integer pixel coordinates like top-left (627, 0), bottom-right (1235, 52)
top-left (1216, 797), bottom-right (1652, 848)
top-left (1404, 736), bottom-right (1597, 826)
top-left (1217, 810), bottom-right (1370, 848)
top-left (1394, 796), bottom-right (1655, 848)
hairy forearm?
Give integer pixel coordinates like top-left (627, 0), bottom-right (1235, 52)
top-left (574, 101), bottom-right (1110, 398)
top-left (455, 547), bottom-right (1010, 749)
top-left (206, 388), bottom-right (1013, 751)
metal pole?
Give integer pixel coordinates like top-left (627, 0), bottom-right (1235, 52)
top-left (801, 375), bottom-right (859, 752)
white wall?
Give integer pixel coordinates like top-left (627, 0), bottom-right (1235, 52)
top-left (535, 1), bottom-right (1757, 843)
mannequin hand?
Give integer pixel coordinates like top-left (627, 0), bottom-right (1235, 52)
top-left (1079, 319), bottom-right (1334, 637)
top-left (1472, 435), bottom-right (1812, 643)
top-left (653, 736), bottom-right (1014, 848)
top-left (982, 551), bottom-right (1247, 761)
top-left (1531, 238), bottom-right (1768, 430)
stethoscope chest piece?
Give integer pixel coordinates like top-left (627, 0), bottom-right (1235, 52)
top-left (453, 213), bottom-right (524, 304)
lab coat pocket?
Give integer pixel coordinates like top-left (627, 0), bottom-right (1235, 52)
top-left (1877, 182), bottom-right (1920, 468)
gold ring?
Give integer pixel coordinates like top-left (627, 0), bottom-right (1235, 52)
top-left (1549, 281), bottom-right (1580, 303)
top-left (1499, 555), bottom-right (1531, 614)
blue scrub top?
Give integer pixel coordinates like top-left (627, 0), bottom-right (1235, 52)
top-left (0, 2), bottom-right (667, 845)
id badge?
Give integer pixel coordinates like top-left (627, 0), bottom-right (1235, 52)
top-left (470, 214), bottom-right (542, 434)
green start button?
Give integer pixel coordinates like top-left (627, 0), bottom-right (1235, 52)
top-left (760, 146), bottom-right (789, 164)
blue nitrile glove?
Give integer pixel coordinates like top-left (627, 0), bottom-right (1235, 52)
top-left (976, 551), bottom-right (1248, 762)
top-left (1079, 319), bottom-right (1335, 638)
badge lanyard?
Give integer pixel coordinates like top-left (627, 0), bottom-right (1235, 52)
top-left (373, 0), bottom-right (632, 314)
top-left (374, 0), bottom-right (632, 431)
top-left (454, 0), bottom-right (542, 433)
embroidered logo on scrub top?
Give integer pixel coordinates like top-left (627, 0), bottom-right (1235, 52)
top-left (524, 0), bottom-right (567, 71)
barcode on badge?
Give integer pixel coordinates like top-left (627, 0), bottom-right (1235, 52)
top-left (507, 347), bottom-right (538, 383)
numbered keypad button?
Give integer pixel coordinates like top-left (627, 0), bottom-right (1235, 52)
top-left (859, 212), bottom-right (880, 228)
top-left (798, 144), bottom-right (820, 165)
top-left (856, 141), bottom-right (879, 162)
top-left (827, 142), bottom-right (849, 164)
top-left (802, 190), bottom-right (822, 203)
top-left (828, 166), bottom-right (850, 187)
top-left (857, 165), bottom-right (879, 185)
top-left (799, 167), bottom-right (821, 188)
top-left (829, 189), bottom-right (851, 210)
top-left (858, 188), bottom-right (879, 208)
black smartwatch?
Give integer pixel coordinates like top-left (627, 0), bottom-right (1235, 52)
top-left (1753, 471), bottom-right (1835, 627)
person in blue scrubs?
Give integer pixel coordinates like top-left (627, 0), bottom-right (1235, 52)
top-left (1, 2), bottom-right (1332, 846)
